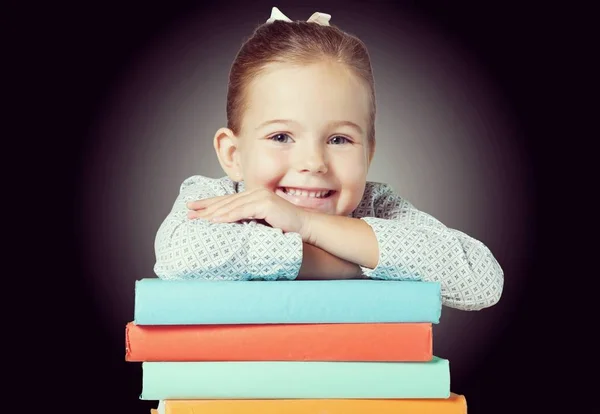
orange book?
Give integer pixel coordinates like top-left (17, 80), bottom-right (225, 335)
top-left (155, 394), bottom-right (466, 413)
top-left (126, 321), bottom-right (432, 361)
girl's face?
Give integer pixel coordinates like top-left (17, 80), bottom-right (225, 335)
top-left (235, 61), bottom-right (372, 216)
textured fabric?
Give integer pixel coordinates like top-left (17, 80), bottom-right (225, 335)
top-left (351, 183), bottom-right (504, 310)
top-left (154, 176), bottom-right (303, 282)
top-left (154, 175), bottom-right (504, 310)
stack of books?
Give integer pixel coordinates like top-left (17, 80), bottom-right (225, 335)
top-left (126, 278), bottom-right (467, 413)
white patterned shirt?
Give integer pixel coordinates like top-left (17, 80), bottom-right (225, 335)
top-left (154, 175), bottom-right (504, 311)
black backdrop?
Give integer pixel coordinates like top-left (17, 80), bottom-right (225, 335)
top-left (9, 0), bottom-right (584, 412)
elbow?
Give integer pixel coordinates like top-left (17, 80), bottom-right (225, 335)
top-left (153, 230), bottom-right (184, 280)
top-left (151, 221), bottom-right (233, 280)
top-left (490, 275), bottom-right (504, 307)
top-left (487, 266), bottom-right (505, 308)
top-left (153, 259), bottom-right (187, 280)
top-left (485, 254), bottom-right (505, 308)
top-left (469, 245), bottom-right (505, 310)
top-left (476, 285), bottom-right (503, 310)
top-left (453, 290), bottom-right (502, 311)
top-left (152, 250), bottom-right (189, 280)
top-left (153, 254), bottom-right (249, 281)
top-left (447, 267), bottom-right (504, 311)
top-left (471, 265), bottom-right (505, 311)
top-left (153, 241), bottom-right (249, 281)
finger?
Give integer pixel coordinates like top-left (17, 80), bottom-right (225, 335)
top-left (198, 189), bottom-right (267, 218)
top-left (187, 210), bottom-right (207, 219)
top-left (189, 193), bottom-right (246, 215)
top-left (189, 192), bottom-right (267, 220)
top-left (211, 200), bottom-right (265, 223)
top-left (190, 189), bottom-right (269, 221)
top-left (187, 194), bottom-right (235, 210)
top-left (188, 187), bottom-right (266, 210)
top-left (205, 195), bottom-right (260, 221)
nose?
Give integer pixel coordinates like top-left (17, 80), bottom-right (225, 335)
top-left (295, 143), bottom-right (328, 174)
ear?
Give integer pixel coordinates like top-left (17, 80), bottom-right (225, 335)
top-left (214, 127), bottom-right (243, 181)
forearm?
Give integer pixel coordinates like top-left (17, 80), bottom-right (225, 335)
top-left (360, 216), bottom-right (504, 310)
top-left (154, 217), bottom-right (302, 281)
top-left (303, 213), bottom-right (379, 269)
top-left (296, 243), bottom-right (362, 280)
top-left (301, 211), bottom-right (503, 310)
top-left (297, 242), bottom-right (364, 280)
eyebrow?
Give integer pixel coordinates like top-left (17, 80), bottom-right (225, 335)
top-left (256, 119), bottom-right (364, 135)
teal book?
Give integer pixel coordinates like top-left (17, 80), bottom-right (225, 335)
top-left (134, 278), bottom-right (442, 325)
top-left (140, 357), bottom-right (451, 400)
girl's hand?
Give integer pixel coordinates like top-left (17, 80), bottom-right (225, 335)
top-left (186, 188), bottom-right (312, 239)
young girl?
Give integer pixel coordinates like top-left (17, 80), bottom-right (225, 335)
top-left (152, 7), bottom-right (504, 312)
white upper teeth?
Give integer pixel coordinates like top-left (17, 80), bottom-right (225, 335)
top-left (284, 188), bottom-right (330, 198)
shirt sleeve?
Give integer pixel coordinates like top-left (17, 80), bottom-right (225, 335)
top-left (153, 176), bottom-right (303, 281)
top-left (358, 183), bottom-right (504, 311)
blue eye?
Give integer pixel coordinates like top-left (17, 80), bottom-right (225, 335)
top-left (329, 136), bottom-right (350, 145)
top-left (269, 133), bottom-right (292, 143)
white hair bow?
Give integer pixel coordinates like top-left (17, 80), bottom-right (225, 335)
top-left (266, 6), bottom-right (331, 26)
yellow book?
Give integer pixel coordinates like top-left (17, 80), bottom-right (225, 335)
top-left (152, 393), bottom-right (466, 414)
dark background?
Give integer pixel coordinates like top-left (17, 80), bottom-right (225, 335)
top-left (10, 0), bottom-right (584, 412)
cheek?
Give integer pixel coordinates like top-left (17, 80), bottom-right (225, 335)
top-left (347, 166), bottom-right (368, 186)
top-left (335, 155), bottom-right (368, 208)
top-left (243, 148), bottom-right (288, 187)
top-left (332, 153), bottom-right (369, 185)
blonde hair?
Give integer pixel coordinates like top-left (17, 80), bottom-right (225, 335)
top-left (227, 20), bottom-right (376, 156)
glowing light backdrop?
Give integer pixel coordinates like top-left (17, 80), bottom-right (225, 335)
top-left (79, 3), bottom-right (535, 385)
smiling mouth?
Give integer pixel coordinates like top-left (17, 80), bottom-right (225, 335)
top-left (278, 187), bottom-right (335, 198)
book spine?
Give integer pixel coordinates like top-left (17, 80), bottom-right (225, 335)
top-left (140, 359), bottom-right (450, 400)
top-left (134, 279), bottom-right (442, 325)
top-left (162, 395), bottom-right (467, 414)
top-left (125, 322), bottom-right (433, 362)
